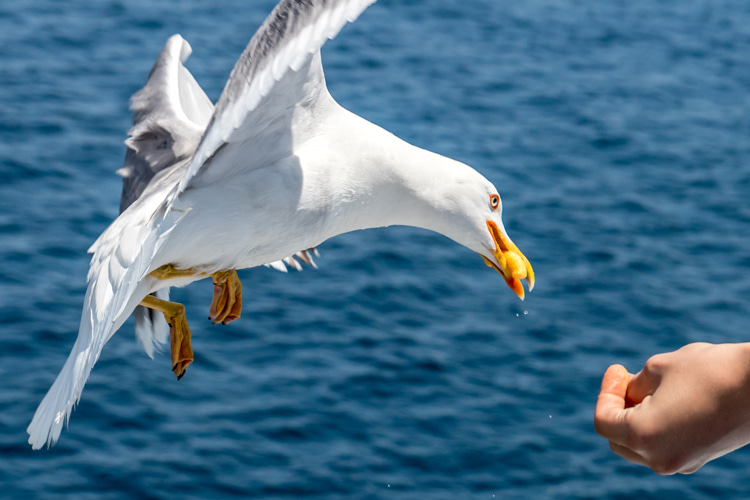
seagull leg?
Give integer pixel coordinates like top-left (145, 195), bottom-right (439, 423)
top-left (144, 264), bottom-right (242, 377)
top-left (209, 269), bottom-right (243, 325)
top-left (139, 294), bottom-right (193, 380)
top-left (149, 263), bottom-right (207, 280)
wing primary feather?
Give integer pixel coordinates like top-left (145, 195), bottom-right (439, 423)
top-left (175, 0), bottom-right (377, 197)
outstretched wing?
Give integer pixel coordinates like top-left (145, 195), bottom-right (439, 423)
top-left (117, 34), bottom-right (215, 355)
top-left (173, 0), bottom-right (377, 197)
top-left (119, 34), bottom-right (213, 212)
top-left (27, 177), bottom-right (182, 449)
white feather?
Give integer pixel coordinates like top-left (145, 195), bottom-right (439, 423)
top-left (179, 0), bottom-right (377, 193)
top-left (134, 287), bottom-right (170, 358)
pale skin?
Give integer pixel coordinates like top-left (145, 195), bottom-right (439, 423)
top-left (595, 342), bottom-right (750, 474)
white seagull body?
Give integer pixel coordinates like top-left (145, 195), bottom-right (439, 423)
top-left (28, 0), bottom-right (534, 450)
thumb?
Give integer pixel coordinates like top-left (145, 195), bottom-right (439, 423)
top-left (594, 364), bottom-right (633, 446)
top-left (625, 364), bottom-right (661, 405)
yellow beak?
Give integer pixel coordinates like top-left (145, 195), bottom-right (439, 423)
top-left (482, 220), bottom-right (535, 300)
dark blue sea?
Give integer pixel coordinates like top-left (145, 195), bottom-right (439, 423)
top-left (2, 0), bottom-right (750, 498)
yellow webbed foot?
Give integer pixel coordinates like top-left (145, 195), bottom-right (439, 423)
top-left (140, 295), bottom-right (194, 380)
top-left (209, 269), bottom-right (243, 325)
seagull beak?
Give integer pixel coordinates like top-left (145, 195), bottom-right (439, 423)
top-left (482, 220), bottom-right (535, 300)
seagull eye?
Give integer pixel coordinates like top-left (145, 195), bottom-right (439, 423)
top-left (490, 194), bottom-right (500, 210)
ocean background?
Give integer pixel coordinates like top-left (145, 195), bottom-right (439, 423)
top-left (2, 0), bottom-right (749, 498)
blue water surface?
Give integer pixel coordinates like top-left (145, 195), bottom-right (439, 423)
top-left (1, 0), bottom-right (750, 498)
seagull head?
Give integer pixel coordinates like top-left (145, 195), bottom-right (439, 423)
top-left (421, 163), bottom-right (535, 300)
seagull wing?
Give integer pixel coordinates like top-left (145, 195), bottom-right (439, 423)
top-left (119, 34), bottom-right (213, 212)
top-left (172, 0), bottom-right (377, 198)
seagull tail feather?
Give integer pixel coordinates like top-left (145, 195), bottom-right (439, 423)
top-left (134, 288), bottom-right (170, 358)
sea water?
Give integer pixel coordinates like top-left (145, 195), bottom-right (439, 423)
top-left (1, 0), bottom-right (749, 498)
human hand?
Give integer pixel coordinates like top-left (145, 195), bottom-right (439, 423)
top-left (594, 342), bottom-right (750, 474)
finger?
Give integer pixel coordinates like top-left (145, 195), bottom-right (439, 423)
top-left (626, 358), bottom-right (663, 405)
top-left (594, 364), bottom-right (633, 445)
top-left (609, 441), bottom-right (649, 468)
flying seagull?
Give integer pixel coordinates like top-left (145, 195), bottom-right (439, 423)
top-left (28, 0), bottom-right (534, 450)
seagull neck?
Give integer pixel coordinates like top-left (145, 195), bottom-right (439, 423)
top-left (335, 116), bottom-right (471, 241)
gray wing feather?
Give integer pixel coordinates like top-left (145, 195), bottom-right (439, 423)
top-left (118, 34), bottom-right (213, 212)
top-left (176, 0), bottom-right (377, 195)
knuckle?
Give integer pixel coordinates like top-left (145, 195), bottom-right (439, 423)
top-left (643, 353), bottom-right (667, 373)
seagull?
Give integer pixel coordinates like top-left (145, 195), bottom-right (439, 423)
top-left (27, 0), bottom-right (534, 450)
